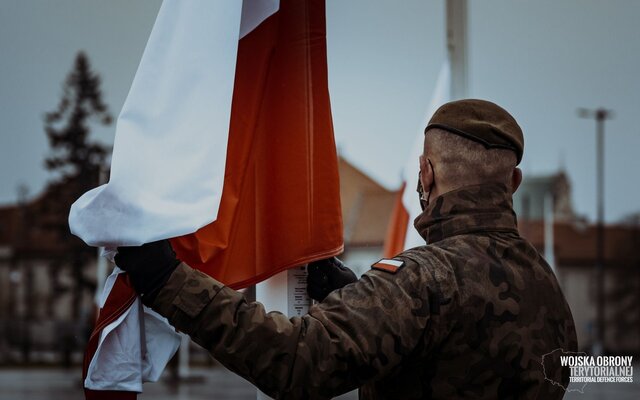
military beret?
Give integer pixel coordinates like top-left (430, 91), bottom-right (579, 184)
top-left (424, 99), bottom-right (524, 164)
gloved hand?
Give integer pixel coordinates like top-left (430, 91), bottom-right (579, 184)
top-left (307, 257), bottom-right (357, 302)
top-left (114, 240), bottom-right (181, 306)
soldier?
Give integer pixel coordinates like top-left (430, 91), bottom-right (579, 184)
top-left (116, 99), bottom-right (577, 399)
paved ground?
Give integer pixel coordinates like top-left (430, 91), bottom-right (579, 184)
top-left (0, 367), bottom-right (250, 400)
top-left (0, 367), bottom-right (358, 400)
top-left (0, 367), bottom-right (637, 399)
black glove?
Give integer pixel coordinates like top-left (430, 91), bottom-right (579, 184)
top-left (307, 257), bottom-right (357, 302)
top-left (114, 240), bottom-right (181, 306)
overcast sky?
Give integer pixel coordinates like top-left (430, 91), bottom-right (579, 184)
top-left (1, 0), bottom-right (639, 223)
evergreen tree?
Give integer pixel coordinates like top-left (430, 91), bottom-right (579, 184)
top-left (41, 51), bottom-right (112, 323)
top-left (44, 51), bottom-right (112, 182)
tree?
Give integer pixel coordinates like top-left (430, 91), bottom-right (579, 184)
top-left (45, 51), bottom-right (112, 183)
top-left (42, 51), bottom-right (112, 323)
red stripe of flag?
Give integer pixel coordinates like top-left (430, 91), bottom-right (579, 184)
top-left (171, 0), bottom-right (343, 289)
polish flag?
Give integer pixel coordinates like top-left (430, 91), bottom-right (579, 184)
top-left (70, 0), bottom-right (343, 398)
top-left (383, 62), bottom-right (450, 256)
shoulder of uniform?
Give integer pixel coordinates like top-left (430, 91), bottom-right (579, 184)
top-left (369, 248), bottom-right (429, 274)
top-left (395, 246), bottom-right (438, 267)
top-left (371, 247), bottom-right (451, 279)
top-left (368, 249), bottom-right (456, 319)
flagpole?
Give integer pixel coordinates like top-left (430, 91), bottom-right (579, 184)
top-left (544, 192), bottom-right (556, 273)
top-left (177, 334), bottom-right (191, 380)
top-left (256, 267), bottom-right (311, 400)
top-left (577, 107), bottom-right (614, 356)
top-left (93, 166), bottom-right (109, 308)
top-left (446, 0), bottom-right (468, 100)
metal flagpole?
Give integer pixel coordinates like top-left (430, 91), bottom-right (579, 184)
top-left (256, 267), bottom-right (311, 399)
top-left (577, 107), bottom-right (613, 356)
top-left (446, 0), bottom-right (468, 100)
top-left (94, 166), bottom-right (109, 308)
top-left (544, 192), bottom-right (556, 273)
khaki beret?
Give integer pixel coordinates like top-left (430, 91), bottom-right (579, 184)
top-left (425, 99), bottom-right (524, 164)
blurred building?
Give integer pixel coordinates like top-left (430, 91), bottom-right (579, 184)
top-left (514, 171), bottom-right (640, 354)
top-left (513, 171), bottom-right (578, 223)
top-left (521, 219), bottom-right (640, 353)
top-left (0, 180), bottom-right (97, 365)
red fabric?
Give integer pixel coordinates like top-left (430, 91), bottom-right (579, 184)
top-left (383, 183), bottom-right (409, 258)
top-left (171, 0), bottom-right (344, 289)
top-left (83, 274), bottom-right (138, 400)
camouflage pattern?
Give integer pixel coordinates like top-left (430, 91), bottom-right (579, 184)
top-left (150, 182), bottom-right (577, 399)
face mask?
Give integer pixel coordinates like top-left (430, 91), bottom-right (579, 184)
top-left (416, 159), bottom-right (435, 211)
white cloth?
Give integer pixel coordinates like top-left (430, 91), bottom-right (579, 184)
top-left (70, 0), bottom-right (278, 247)
top-left (401, 61), bottom-right (450, 249)
top-left (84, 265), bottom-right (182, 392)
top-left (74, 0), bottom-right (279, 392)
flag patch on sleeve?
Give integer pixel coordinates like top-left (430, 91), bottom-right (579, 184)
top-left (371, 258), bottom-right (405, 274)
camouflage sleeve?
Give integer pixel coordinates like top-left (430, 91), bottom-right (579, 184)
top-left (150, 260), bottom-right (433, 399)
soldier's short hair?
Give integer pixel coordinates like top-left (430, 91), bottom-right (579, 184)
top-left (425, 128), bottom-right (517, 189)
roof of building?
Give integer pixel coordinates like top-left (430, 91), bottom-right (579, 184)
top-left (521, 220), bottom-right (640, 269)
top-left (338, 157), bottom-right (397, 247)
top-left (0, 179), bottom-right (88, 260)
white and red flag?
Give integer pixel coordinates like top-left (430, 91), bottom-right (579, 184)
top-left (383, 62), bottom-right (450, 256)
top-left (70, 0), bottom-right (343, 398)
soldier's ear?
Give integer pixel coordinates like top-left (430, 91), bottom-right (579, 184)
top-left (511, 168), bottom-right (523, 193)
top-left (419, 155), bottom-right (433, 189)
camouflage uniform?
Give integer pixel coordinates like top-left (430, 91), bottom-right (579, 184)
top-left (150, 183), bottom-right (577, 399)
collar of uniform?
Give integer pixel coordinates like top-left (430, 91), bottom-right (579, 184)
top-left (414, 182), bottom-right (518, 244)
